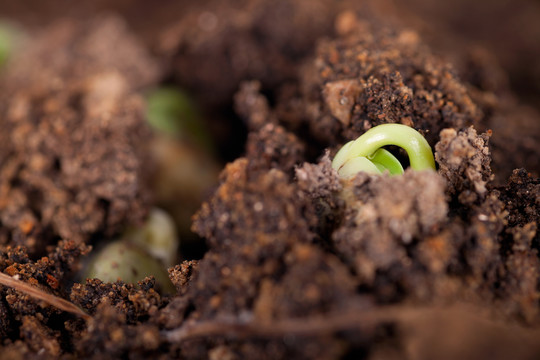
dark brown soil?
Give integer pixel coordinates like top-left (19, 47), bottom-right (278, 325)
top-left (0, 1), bottom-right (539, 359)
top-left (0, 17), bottom-right (158, 255)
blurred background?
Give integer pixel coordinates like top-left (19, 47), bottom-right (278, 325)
top-left (0, 0), bottom-right (538, 109)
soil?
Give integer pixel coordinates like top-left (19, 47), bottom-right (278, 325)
top-left (0, 1), bottom-right (539, 359)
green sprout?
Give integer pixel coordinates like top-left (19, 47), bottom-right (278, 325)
top-left (332, 124), bottom-right (436, 177)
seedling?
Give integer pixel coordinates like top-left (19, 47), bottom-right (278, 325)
top-left (332, 124), bottom-right (436, 177)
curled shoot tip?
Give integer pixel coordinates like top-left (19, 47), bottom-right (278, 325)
top-left (332, 124), bottom-right (436, 177)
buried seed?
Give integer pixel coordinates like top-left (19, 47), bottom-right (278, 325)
top-left (83, 208), bottom-right (178, 294)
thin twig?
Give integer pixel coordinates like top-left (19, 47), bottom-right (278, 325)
top-left (163, 305), bottom-right (422, 343)
top-left (164, 305), bottom-right (540, 344)
top-left (0, 272), bottom-right (91, 321)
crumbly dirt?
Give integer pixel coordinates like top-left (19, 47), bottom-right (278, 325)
top-left (435, 127), bottom-right (492, 206)
top-left (157, 0), bottom-right (339, 108)
top-left (0, 16), bottom-right (159, 254)
top-left (282, 15), bottom-right (481, 148)
top-left (0, 2), bottom-right (539, 360)
top-left (0, 240), bottom-right (89, 354)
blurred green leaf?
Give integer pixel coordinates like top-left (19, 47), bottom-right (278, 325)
top-left (0, 24), bottom-right (13, 67)
top-left (146, 87), bottom-right (212, 151)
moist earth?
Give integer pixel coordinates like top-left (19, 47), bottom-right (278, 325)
top-left (0, 1), bottom-right (539, 359)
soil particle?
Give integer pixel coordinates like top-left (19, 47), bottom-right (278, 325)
top-left (0, 240), bottom-right (89, 318)
top-left (75, 301), bottom-right (161, 359)
top-left (424, 24), bottom-right (540, 181)
top-left (295, 154), bottom-right (343, 237)
top-left (0, 240), bottom-right (89, 357)
top-left (498, 169), bottom-right (540, 230)
top-left (193, 158), bottom-right (317, 253)
top-left (286, 17), bottom-right (481, 148)
top-left (253, 243), bottom-right (358, 320)
top-left (70, 278), bottom-right (163, 323)
top-left (435, 127), bottom-right (492, 206)
top-left (0, 341), bottom-right (43, 360)
top-left (19, 316), bottom-right (61, 357)
top-left (179, 159), bottom-right (382, 359)
top-left (385, 305), bottom-right (540, 360)
top-left (496, 169), bottom-right (540, 321)
top-left (236, 81), bottom-right (306, 175)
top-left (457, 58), bottom-right (540, 181)
top-left (158, 0), bottom-right (338, 108)
top-left (0, 16), bottom-right (159, 253)
top-left (179, 158), bottom-right (373, 358)
top-left (246, 124), bottom-right (305, 175)
top-left (190, 158), bottom-right (317, 316)
top-left (1, 16), bottom-right (159, 91)
top-left (155, 296), bottom-right (192, 331)
top-left (502, 227), bottom-right (539, 322)
top-left (296, 153), bottom-right (342, 203)
top-left (235, 81), bottom-right (277, 131)
top-left (488, 105), bottom-right (540, 180)
top-left (0, 298), bottom-right (11, 339)
top-left (168, 260), bottom-right (199, 295)
top-left (332, 170), bottom-right (448, 300)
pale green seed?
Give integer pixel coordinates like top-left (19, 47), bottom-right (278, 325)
top-left (125, 208), bottom-right (178, 268)
top-left (84, 241), bottom-right (175, 294)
